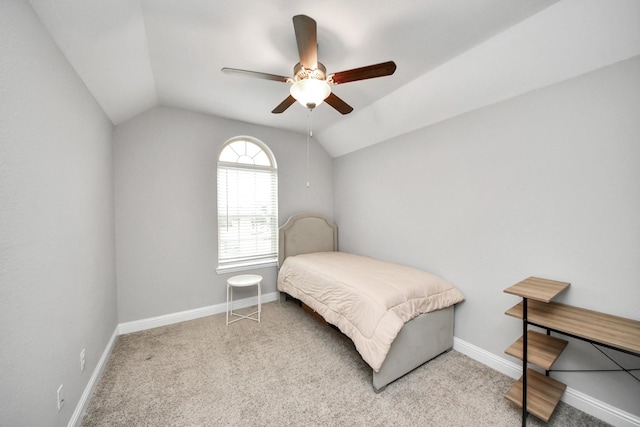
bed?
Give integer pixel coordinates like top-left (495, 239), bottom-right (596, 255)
top-left (277, 213), bottom-right (465, 392)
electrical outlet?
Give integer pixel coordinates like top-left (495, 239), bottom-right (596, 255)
top-left (80, 348), bottom-right (85, 372)
top-left (57, 384), bottom-right (64, 412)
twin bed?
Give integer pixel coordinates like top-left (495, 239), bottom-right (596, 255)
top-left (277, 213), bottom-right (464, 392)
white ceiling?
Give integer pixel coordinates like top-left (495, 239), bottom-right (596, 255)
top-left (28, 0), bottom-right (640, 157)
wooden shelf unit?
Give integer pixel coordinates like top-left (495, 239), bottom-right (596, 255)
top-left (503, 276), bottom-right (570, 426)
top-left (503, 276), bottom-right (640, 426)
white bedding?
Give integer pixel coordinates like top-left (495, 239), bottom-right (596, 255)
top-left (277, 252), bottom-right (465, 372)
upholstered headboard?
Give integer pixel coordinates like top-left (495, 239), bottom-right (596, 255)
top-left (278, 213), bottom-right (338, 267)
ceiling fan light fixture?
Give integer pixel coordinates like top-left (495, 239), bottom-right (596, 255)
top-left (290, 78), bottom-right (331, 110)
top-left (223, 15), bottom-right (395, 114)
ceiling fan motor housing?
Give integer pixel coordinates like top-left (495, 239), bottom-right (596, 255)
top-left (293, 62), bottom-right (327, 82)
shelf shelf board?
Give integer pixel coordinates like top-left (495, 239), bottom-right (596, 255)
top-left (503, 277), bottom-right (570, 302)
top-left (506, 300), bottom-right (640, 355)
top-left (505, 369), bottom-right (567, 422)
top-left (505, 331), bottom-right (568, 370)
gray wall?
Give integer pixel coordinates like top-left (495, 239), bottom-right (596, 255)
top-left (114, 106), bottom-right (333, 322)
top-left (333, 56), bottom-right (640, 415)
top-left (1, 0), bottom-right (636, 422)
top-left (0, 2), bottom-right (117, 426)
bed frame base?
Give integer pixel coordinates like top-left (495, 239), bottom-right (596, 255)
top-left (373, 305), bottom-right (454, 392)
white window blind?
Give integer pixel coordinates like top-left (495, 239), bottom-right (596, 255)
top-left (217, 139), bottom-right (278, 269)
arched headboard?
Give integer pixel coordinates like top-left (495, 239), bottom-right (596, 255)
top-left (278, 213), bottom-right (338, 267)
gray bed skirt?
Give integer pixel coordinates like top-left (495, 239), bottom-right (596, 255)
top-left (373, 305), bottom-right (454, 392)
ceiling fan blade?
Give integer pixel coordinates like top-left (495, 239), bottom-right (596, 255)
top-left (222, 67), bottom-right (290, 83)
top-left (293, 15), bottom-right (318, 70)
top-left (272, 95), bottom-right (297, 114)
top-left (329, 61), bottom-right (397, 85)
top-left (324, 92), bottom-right (353, 115)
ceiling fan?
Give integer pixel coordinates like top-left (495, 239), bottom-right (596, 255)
top-left (222, 15), bottom-right (397, 115)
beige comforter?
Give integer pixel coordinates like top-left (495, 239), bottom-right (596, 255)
top-left (277, 252), bottom-right (465, 372)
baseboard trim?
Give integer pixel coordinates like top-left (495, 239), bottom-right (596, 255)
top-left (453, 337), bottom-right (640, 427)
top-left (453, 336), bottom-right (522, 379)
top-left (118, 292), bottom-right (279, 335)
top-left (68, 327), bottom-right (118, 427)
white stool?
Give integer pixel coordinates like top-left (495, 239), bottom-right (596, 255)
top-left (226, 274), bottom-right (262, 325)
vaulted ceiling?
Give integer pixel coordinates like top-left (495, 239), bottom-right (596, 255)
top-left (28, 0), bottom-right (640, 156)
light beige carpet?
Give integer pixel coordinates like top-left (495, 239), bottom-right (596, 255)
top-left (81, 300), bottom-right (610, 426)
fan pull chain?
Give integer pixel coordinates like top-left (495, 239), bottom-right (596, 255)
top-left (306, 108), bottom-right (312, 189)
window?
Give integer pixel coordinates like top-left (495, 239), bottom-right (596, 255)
top-left (217, 137), bottom-right (278, 272)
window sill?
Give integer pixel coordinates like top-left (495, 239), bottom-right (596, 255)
top-left (216, 258), bottom-right (278, 275)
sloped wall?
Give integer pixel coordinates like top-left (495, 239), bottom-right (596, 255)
top-left (0, 2), bottom-right (117, 426)
top-left (333, 56), bottom-right (640, 417)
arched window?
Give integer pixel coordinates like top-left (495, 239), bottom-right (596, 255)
top-left (217, 137), bottom-right (278, 271)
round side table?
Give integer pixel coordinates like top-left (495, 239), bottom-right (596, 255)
top-left (226, 274), bottom-right (262, 325)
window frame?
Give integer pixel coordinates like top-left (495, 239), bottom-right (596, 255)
top-left (216, 136), bottom-right (278, 274)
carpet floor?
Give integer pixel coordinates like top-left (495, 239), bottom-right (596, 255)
top-left (81, 300), bottom-right (610, 426)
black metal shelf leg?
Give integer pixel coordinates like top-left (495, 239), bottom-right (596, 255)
top-left (522, 297), bottom-right (528, 427)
